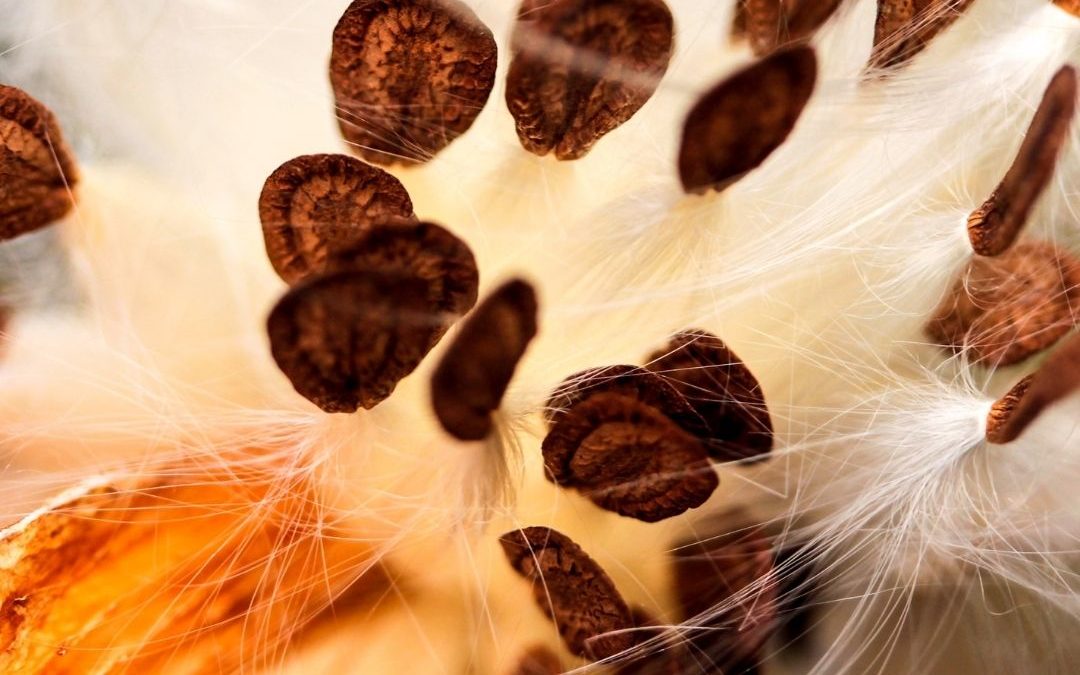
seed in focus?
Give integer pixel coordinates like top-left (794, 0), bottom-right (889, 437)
top-left (985, 333), bottom-right (1080, 444)
top-left (330, 0), bottom-right (498, 165)
top-left (505, 0), bottom-right (674, 160)
top-left (869, 0), bottom-right (976, 71)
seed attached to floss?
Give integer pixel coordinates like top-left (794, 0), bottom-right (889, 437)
top-left (986, 333), bottom-right (1080, 444)
top-left (0, 85), bottom-right (79, 241)
top-left (499, 527), bottom-right (636, 660)
top-left (330, 0), bottom-right (497, 165)
top-left (869, 0), bottom-right (976, 71)
top-left (258, 154), bottom-right (417, 284)
top-left (678, 46), bottom-right (817, 195)
top-left (647, 330), bottom-right (774, 463)
top-left (926, 241), bottom-right (1080, 366)
top-left (737, 0), bottom-right (845, 56)
top-left (431, 279), bottom-right (538, 441)
top-left (505, 0), bottom-right (675, 160)
top-left (542, 392), bottom-right (719, 522)
top-left (968, 66), bottom-right (1078, 257)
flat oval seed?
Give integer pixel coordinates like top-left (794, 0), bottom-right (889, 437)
top-left (542, 392), bottom-right (718, 523)
top-left (267, 269), bottom-right (441, 413)
top-left (739, 0), bottom-right (845, 56)
top-left (499, 527), bottom-right (636, 660)
top-left (0, 85), bottom-right (78, 240)
top-left (678, 46), bottom-right (817, 195)
top-left (647, 330), bottom-right (773, 463)
top-left (431, 279), bottom-right (538, 440)
top-left (985, 333), bottom-right (1080, 444)
top-left (505, 0), bottom-right (674, 160)
top-left (258, 154), bottom-right (416, 284)
top-left (869, 0), bottom-right (976, 71)
top-left (968, 67), bottom-right (1077, 257)
top-left (330, 0), bottom-right (497, 165)
top-left (926, 241), bottom-right (1080, 366)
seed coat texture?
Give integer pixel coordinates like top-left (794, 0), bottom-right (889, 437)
top-left (985, 333), bottom-right (1080, 444)
top-left (737, 0), bottom-right (845, 56)
top-left (869, 0), bottom-right (976, 70)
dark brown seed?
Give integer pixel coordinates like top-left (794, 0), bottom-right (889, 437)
top-left (926, 241), bottom-right (1080, 366)
top-left (508, 645), bottom-right (563, 675)
top-left (542, 392), bottom-right (718, 523)
top-left (739, 0), bottom-right (845, 56)
top-left (258, 154), bottom-right (416, 284)
top-left (0, 85), bottom-right (78, 240)
top-left (499, 527), bottom-right (636, 660)
top-left (1056, 1), bottom-right (1080, 17)
top-left (968, 67), bottom-right (1077, 257)
top-left (267, 269), bottom-right (442, 413)
top-left (647, 330), bottom-right (773, 463)
top-left (868, 0), bottom-right (976, 71)
top-left (505, 0), bottom-right (674, 160)
top-left (985, 333), bottom-right (1080, 444)
top-left (431, 279), bottom-right (538, 440)
top-left (678, 46), bottom-right (817, 195)
top-left (329, 0), bottom-right (497, 165)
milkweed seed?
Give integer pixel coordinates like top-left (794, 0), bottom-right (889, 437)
top-left (985, 333), bottom-right (1080, 444)
top-left (542, 392), bottom-right (718, 522)
top-left (1056, 1), bottom-right (1080, 18)
top-left (869, 0), bottom-right (976, 71)
top-left (508, 645), bottom-right (563, 675)
top-left (431, 279), bottom-right (538, 441)
top-left (258, 154), bottom-right (416, 284)
top-left (926, 241), bottom-right (1080, 366)
top-left (968, 66), bottom-right (1077, 257)
top-left (330, 0), bottom-right (497, 165)
top-left (678, 46), bottom-right (817, 195)
top-left (739, 0), bottom-right (845, 56)
top-left (505, 0), bottom-right (674, 160)
top-left (647, 330), bottom-right (774, 463)
top-left (500, 527), bottom-right (636, 660)
top-left (0, 85), bottom-right (78, 240)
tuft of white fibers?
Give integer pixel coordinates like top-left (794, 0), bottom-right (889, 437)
top-left (0, 0), bottom-right (1078, 672)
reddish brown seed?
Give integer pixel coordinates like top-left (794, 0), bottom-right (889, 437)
top-left (508, 645), bottom-right (563, 675)
top-left (926, 241), bottom-right (1080, 366)
top-left (0, 86), bottom-right (78, 240)
top-left (542, 392), bottom-right (718, 523)
top-left (968, 67), bottom-right (1077, 257)
top-left (329, 0), bottom-right (497, 165)
top-left (647, 330), bottom-right (774, 463)
top-left (505, 0), bottom-right (674, 160)
top-left (431, 279), bottom-right (538, 441)
top-left (739, 0), bottom-right (845, 56)
top-left (678, 46), bottom-right (817, 195)
top-left (499, 527), bottom-right (636, 660)
top-left (985, 333), bottom-right (1080, 444)
top-left (258, 154), bottom-right (416, 284)
top-left (868, 0), bottom-right (976, 71)
top-left (1056, 1), bottom-right (1080, 18)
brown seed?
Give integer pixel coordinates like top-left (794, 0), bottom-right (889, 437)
top-left (678, 46), bottom-right (817, 195)
top-left (542, 392), bottom-right (718, 522)
top-left (647, 330), bottom-right (774, 463)
top-left (258, 154), bottom-right (417, 285)
top-left (739, 0), bottom-right (845, 56)
top-left (0, 85), bottom-right (78, 240)
top-left (329, 0), bottom-right (497, 165)
top-left (505, 0), bottom-right (674, 160)
top-left (499, 526), bottom-right (636, 660)
top-left (985, 333), bottom-right (1080, 444)
top-left (431, 279), bottom-right (538, 440)
top-left (267, 269), bottom-right (442, 413)
top-left (1056, 1), bottom-right (1080, 18)
top-left (868, 0), bottom-right (976, 71)
top-left (609, 607), bottom-right (690, 675)
top-left (968, 67), bottom-right (1077, 257)
top-left (926, 241), bottom-right (1080, 366)
top-left (508, 645), bottom-right (563, 675)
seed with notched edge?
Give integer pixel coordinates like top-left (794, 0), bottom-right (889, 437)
top-left (431, 279), bottom-right (538, 441)
top-left (330, 0), bottom-right (497, 166)
top-left (926, 241), bottom-right (1080, 366)
top-left (0, 85), bottom-right (78, 240)
top-left (259, 154), bottom-right (417, 284)
top-left (869, 0), bottom-right (975, 71)
top-left (737, 0), bottom-right (845, 56)
top-left (986, 333), bottom-right (1080, 444)
top-left (678, 46), bottom-right (817, 195)
top-left (647, 330), bottom-right (774, 463)
top-left (968, 67), bottom-right (1077, 257)
top-left (499, 527), bottom-right (636, 660)
top-left (543, 392), bottom-right (719, 522)
top-left (505, 0), bottom-right (674, 160)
